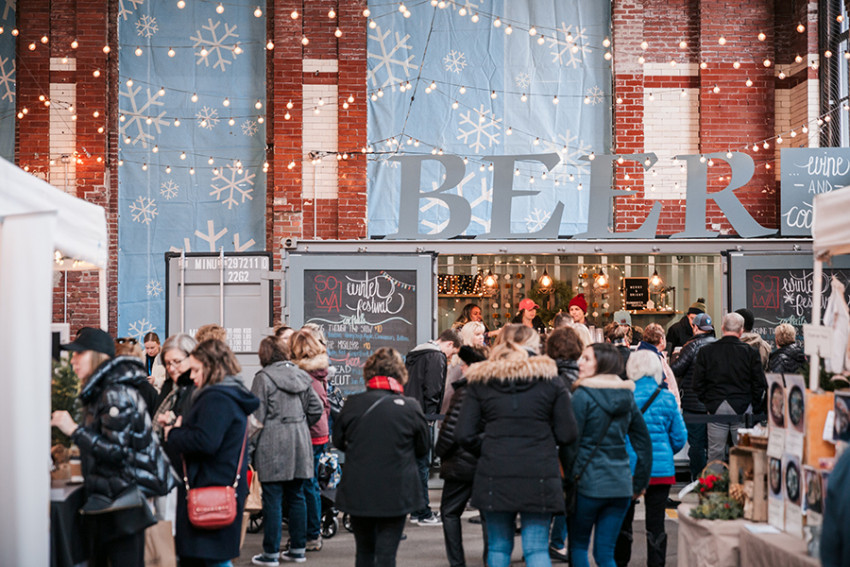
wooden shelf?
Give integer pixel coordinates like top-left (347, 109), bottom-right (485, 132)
top-left (628, 309), bottom-right (680, 315)
top-left (439, 294), bottom-right (483, 298)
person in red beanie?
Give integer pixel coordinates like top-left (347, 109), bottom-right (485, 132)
top-left (568, 294), bottom-right (588, 326)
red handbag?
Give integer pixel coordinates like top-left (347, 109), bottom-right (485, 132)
top-left (183, 427), bottom-right (248, 530)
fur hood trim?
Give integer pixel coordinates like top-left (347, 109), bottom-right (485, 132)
top-left (295, 352), bottom-right (329, 372)
top-left (574, 373), bottom-right (635, 391)
top-left (465, 350), bottom-right (558, 384)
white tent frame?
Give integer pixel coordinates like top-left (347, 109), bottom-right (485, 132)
top-left (0, 157), bottom-right (107, 566)
top-left (809, 187), bottom-right (850, 390)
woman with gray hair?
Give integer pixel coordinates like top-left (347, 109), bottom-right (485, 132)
top-left (768, 323), bottom-right (807, 374)
top-left (616, 350), bottom-right (687, 567)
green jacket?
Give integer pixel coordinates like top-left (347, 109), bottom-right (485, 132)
top-left (561, 373), bottom-right (652, 499)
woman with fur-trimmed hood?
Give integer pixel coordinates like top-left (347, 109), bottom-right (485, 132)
top-left (456, 324), bottom-right (577, 567)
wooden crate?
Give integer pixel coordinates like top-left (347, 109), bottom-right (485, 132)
top-left (730, 446), bottom-right (768, 522)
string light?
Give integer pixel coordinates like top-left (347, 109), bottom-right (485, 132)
top-left (254, 6), bottom-right (262, 18)
top-left (216, 3), bottom-right (224, 14)
top-left (177, 0), bottom-right (185, 8)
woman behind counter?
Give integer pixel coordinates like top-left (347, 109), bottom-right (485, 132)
top-left (163, 339), bottom-right (259, 567)
top-left (51, 327), bottom-right (175, 567)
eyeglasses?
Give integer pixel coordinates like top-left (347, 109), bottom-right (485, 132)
top-left (165, 357), bottom-right (187, 368)
top-left (116, 337), bottom-right (138, 344)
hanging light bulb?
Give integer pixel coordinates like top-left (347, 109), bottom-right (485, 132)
top-left (254, 6), bottom-right (262, 17)
top-left (335, 28), bottom-right (342, 38)
top-left (538, 269), bottom-right (553, 289)
top-left (301, 35), bottom-right (309, 46)
top-left (483, 270), bottom-right (497, 289)
top-left (167, 47), bottom-right (176, 57)
top-left (649, 269), bottom-right (663, 288)
top-left (177, 0), bottom-right (185, 8)
top-left (595, 270), bottom-right (608, 288)
top-left (71, 39), bottom-right (79, 49)
top-left (191, 93), bottom-right (198, 102)
top-left (291, 10), bottom-right (299, 19)
top-left (216, 3), bottom-right (224, 14)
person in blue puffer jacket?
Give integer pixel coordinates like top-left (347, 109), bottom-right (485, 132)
top-left (616, 350), bottom-right (686, 567)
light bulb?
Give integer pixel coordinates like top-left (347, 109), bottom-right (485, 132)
top-left (537, 35), bottom-right (545, 45)
top-left (369, 19), bottom-right (376, 29)
top-left (223, 97), bottom-right (230, 107)
top-left (233, 44), bottom-right (242, 55)
top-left (255, 100), bottom-right (262, 109)
top-left (158, 87), bottom-right (165, 96)
top-left (733, 61), bottom-right (740, 69)
top-left (640, 40), bottom-right (648, 50)
top-left (459, 85), bottom-right (466, 94)
top-left (335, 28), bottom-right (342, 38)
top-left (165, 166), bottom-right (172, 173)
top-left (471, 13), bottom-right (479, 23)
top-left (71, 39), bottom-right (78, 49)
top-left (529, 27), bottom-right (537, 36)
top-left (173, 118), bottom-right (180, 127)
top-left (228, 118), bottom-right (235, 126)
top-left (493, 17), bottom-right (501, 28)
top-left (301, 36), bottom-right (309, 46)
top-left (328, 9), bottom-right (336, 18)
top-left (758, 32), bottom-right (766, 41)
top-left (177, 0), bottom-right (185, 8)
top-left (254, 6), bottom-right (262, 18)
top-left (216, 3), bottom-right (224, 14)
top-left (797, 23), bottom-right (805, 33)
top-left (142, 163), bottom-right (148, 171)
top-left (191, 93), bottom-right (198, 102)
top-left (168, 47), bottom-right (176, 57)
top-left (718, 36), bottom-right (726, 45)
top-left (363, 8), bottom-right (371, 17)
top-left (746, 77), bottom-right (753, 87)
top-left (347, 95), bottom-right (354, 103)
top-left (134, 46), bottom-right (143, 56)
top-left (267, 40), bottom-right (275, 49)
top-left (291, 10), bottom-right (299, 19)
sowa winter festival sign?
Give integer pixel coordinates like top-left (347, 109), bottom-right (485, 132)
top-left (384, 151), bottom-right (778, 240)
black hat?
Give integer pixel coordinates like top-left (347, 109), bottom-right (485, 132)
top-left (458, 345), bottom-right (487, 366)
top-left (62, 327), bottom-right (115, 358)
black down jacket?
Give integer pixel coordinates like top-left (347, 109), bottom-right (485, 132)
top-left (72, 356), bottom-right (177, 502)
top-left (671, 332), bottom-right (716, 413)
top-left (768, 343), bottom-right (807, 374)
top-left (435, 378), bottom-right (478, 482)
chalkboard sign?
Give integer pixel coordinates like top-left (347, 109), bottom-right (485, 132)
top-left (623, 277), bottom-right (649, 310)
top-left (303, 270), bottom-right (418, 392)
top-left (729, 252), bottom-right (850, 345)
top-left (780, 148), bottom-right (850, 236)
top-left (286, 254), bottom-right (435, 396)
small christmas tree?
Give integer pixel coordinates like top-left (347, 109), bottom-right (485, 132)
top-left (51, 358), bottom-right (80, 447)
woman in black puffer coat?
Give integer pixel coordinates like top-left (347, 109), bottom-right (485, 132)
top-left (51, 327), bottom-right (176, 567)
top-left (456, 325), bottom-right (578, 567)
top-left (435, 345), bottom-right (489, 567)
top-left (768, 323), bottom-right (807, 374)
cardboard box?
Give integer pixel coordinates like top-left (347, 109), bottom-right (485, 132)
top-left (805, 391), bottom-right (836, 467)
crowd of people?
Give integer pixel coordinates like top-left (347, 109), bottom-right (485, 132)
top-left (51, 293), bottom-right (839, 567)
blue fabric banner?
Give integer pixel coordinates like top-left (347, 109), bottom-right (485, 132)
top-left (366, 0), bottom-right (611, 237)
top-left (118, 0), bottom-right (266, 339)
top-left (0, 0), bottom-right (15, 161)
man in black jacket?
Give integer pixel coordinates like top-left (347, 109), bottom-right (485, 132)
top-left (693, 312), bottom-right (766, 462)
top-left (404, 328), bottom-right (461, 525)
top-left (666, 298), bottom-right (705, 356)
top-left (671, 313), bottom-right (716, 480)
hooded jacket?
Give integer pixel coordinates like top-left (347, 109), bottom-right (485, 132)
top-left (741, 331), bottom-right (771, 370)
top-left (404, 341), bottom-right (447, 418)
top-left (555, 358), bottom-right (579, 389)
top-left (165, 376), bottom-right (260, 561)
top-left (251, 360), bottom-right (324, 482)
top-left (455, 348), bottom-right (577, 514)
top-left (72, 356), bottom-right (177, 505)
top-left (671, 332), bottom-right (716, 413)
top-left (666, 315), bottom-right (694, 355)
top-left (626, 377), bottom-right (687, 481)
top-left (295, 352), bottom-right (331, 444)
top-left (768, 343), bottom-right (807, 374)
top-left (561, 373), bottom-right (652, 499)
top-left (435, 377), bottom-right (478, 482)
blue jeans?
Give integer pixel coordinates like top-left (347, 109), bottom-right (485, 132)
top-left (304, 443), bottom-right (325, 540)
top-left (484, 511), bottom-right (552, 567)
top-left (568, 494), bottom-right (631, 567)
top-left (550, 514), bottom-right (567, 549)
top-left (261, 479), bottom-right (307, 554)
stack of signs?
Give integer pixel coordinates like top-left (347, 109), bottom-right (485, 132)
top-left (766, 373), bottom-right (808, 534)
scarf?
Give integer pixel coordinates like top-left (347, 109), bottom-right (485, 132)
top-left (366, 375), bottom-right (404, 394)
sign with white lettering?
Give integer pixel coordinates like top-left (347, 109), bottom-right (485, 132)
top-left (780, 148), bottom-right (850, 236)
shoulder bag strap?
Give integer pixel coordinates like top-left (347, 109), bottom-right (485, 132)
top-left (182, 424), bottom-right (249, 491)
top-left (640, 385), bottom-right (663, 414)
top-left (574, 410), bottom-right (614, 481)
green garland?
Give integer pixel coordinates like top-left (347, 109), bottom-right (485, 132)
top-left (527, 278), bottom-right (573, 326)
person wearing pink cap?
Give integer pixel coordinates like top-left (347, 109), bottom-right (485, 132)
top-left (568, 294), bottom-right (588, 326)
top-left (512, 298), bottom-right (546, 335)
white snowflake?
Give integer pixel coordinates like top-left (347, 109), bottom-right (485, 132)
top-left (129, 196), bottom-right (158, 224)
top-left (456, 104), bottom-right (502, 153)
top-left (367, 24), bottom-right (418, 88)
top-left (195, 220), bottom-right (228, 251)
top-left (241, 119), bottom-right (258, 137)
top-left (541, 129), bottom-right (593, 179)
top-left (196, 106), bottom-right (220, 130)
top-left (547, 23), bottom-right (591, 68)
top-left (3, 0), bottom-right (15, 21)
top-left (210, 161), bottom-right (255, 209)
top-left (135, 14), bottom-right (158, 38)
top-left (169, 239), bottom-right (192, 253)
top-left (128, 318), bottom-right (154, 342)
top-left (0, 55), bottom-right (14, 103)
top-left (233, 233), bottom-right (256, 251)
top-left (119, 84), bottom-right (170, 148)
top-left (118, 0), bottom-right (144, 21)
top-left (443, 50), bottom-right (467, 74)
top-left (525, 208), bottom-right (553, 232)
top-left (190, 18), bottom-right (240, 72)
top-left (784, 292), bottom-right (796, 305)
top-left (585, 85), bottom-right (604, 105)
top-left (160, 179), bottom-right (179, 200)
top-left (515, 72), bottom-right (531, 90)
top-left (146, 279), bottom-right (163, 297)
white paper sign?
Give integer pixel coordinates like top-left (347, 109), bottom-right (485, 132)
top-left (804, 324), bottom-right (833, 358)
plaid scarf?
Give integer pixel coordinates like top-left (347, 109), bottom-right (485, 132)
top-left (366, 375), bottom-right (404, 394)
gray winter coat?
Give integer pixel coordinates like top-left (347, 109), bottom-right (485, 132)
top-left (251, 361), bottom-right (323, 482)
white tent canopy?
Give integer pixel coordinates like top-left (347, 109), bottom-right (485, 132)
top-left (813, 187), bottom-right (850, 260)
top-left (0, 156), bottom-right (107, 566)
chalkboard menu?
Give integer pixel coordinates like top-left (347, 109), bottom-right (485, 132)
top-left (303, 270), bottom-right (418, 392)
top-left (729, 252), bottom-right (850, 346)
top-left (780, 148), bottom-right (850, 236)
top-left (286, 253), bottom-right (434, 396)
top-left (623, 277), bottom-right (649, 310)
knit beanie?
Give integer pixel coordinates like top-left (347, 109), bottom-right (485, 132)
top-left (687, 298), bottom-right (706, 315)
top-left (569, 294), bottom-right (588, 313)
